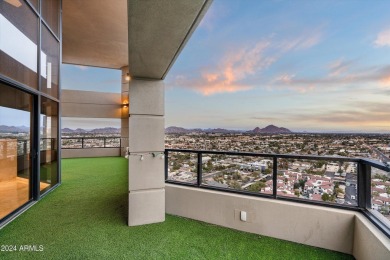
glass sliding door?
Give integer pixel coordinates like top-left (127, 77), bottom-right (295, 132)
top-left (0, 0), bottom-right (61, 224)
top-left (0, 83), bottom-right (33, 220)
top-left (40, 97), bottom-right (58, 193)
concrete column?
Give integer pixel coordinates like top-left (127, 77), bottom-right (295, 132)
top-left (128, 79), bottom-right (165, 226)
top-left (120, 66), bottom-right (129, 157)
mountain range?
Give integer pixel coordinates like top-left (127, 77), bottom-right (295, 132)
top-left (62, 127), bottom-right (120, 134)
top-left (165, 125), bottom-right (292, 134)
top-left (0, 125), bottom-right (30, 133)
top-left (1, 125), bottom-right (291, 134)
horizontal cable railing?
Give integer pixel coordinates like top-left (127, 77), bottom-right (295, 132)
top-left (61, 137), bottom-right (128, 149)
top-left (165, 148), bottom-right (390, 238)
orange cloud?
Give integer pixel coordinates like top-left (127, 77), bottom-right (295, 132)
top-left (170, 29), bottom-right (324, 96)
top-left (375, 29), bottom-right (390, 47)
top-left (174, 41), bottom-right (275, 95)
top-left (381, 74), bottom-right (390, 87)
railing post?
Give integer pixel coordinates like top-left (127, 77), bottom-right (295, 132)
top-left (273, 156), bottom-right (278, 199)
top-left (164, 150), bottom-right (168, 181)
top-left (197, 152), bottom-right (202, 187)
top-left (104, 137), bottom-right (106, 148)
top-left (119, 138), bottom-right (122, 149)
top-left (81, 138), bottom-right (84, 149)
top-left (358, 161), bottom-right (372, 209)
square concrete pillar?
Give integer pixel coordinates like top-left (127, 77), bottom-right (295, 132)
top-left (128, 189), bottom-right (165, 226)
top-left (128, 79), bottom-right (165, 226)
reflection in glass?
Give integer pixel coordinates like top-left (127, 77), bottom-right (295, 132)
top-left (202, 154), bottom-right (273, 193)
top-left (28, 0), bottom-right (39, 11)
top-left (167, 152), bottom-right (198, 184)
top-left (41, 0), bottom-right (60, 37)
top-left (0, 0), bottom-right (38, 89)
top-left (371, 167), bottom-right (390, 225)
top-left (41, 25), bottom-right (60, 98)
top-left (0, 83), bottom-right (32, 220)
top-left (277, 158), bottom-right (358, 206)
top-left (40, 97), bottom-right (58, 193)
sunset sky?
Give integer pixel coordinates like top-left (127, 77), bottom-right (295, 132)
top-left (63, 0), bottom-right (390, 133)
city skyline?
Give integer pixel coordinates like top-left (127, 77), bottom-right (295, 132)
top-left (60, 0), bottom-right (390, 132)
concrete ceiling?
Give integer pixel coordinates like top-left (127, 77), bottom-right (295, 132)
top-left (128, 0), bottom-right (212, 79)
top-left (62, 0), bottom-right (128, 69)
top-left (62, 0), bottom-right (212, 79)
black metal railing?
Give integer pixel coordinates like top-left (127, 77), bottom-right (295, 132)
top-left (61, 137), bottom-right (127, 149)
top-left (165, 148), bottom-right (390, 238)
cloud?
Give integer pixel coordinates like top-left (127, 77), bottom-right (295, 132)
top-left (272, 74), bottom-right (315, 93)
top-left (75, 65), bottom-right (88, 71)
top-left (170, 29), bottom-right (325, 96)
top-left (289, 102), bottom-right (390, 127)
top-left (328, 59), bottom-right (354, 77)
top-left (172, 41), bottom-right (276, 95)
top-left (271, 64), bottom-right (390, 92)
top-left (374, 29), bottom-right (390, 47)
top-left (279, 30), bottom-right (322, 52)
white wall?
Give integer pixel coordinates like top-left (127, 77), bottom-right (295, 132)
top-left (166, 184), bottom-right (390, 258)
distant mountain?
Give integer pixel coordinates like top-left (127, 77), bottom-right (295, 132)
top-left (165, 126), bottom-right (191, 134)
top-left (61, 127), bottom-right (120, 134)
top-left (165, 126), bottom-right (242, 134)
top-left (203, 128), bottom-right (241, 134)
top-left (62, 128), bottom-right (75, 133)
top-left (165, 125), bottom-right (292, 134)
top-left (0, 125), bottom-right (30, 133)
top-left (89, 127), bottom-right (120, 134)
top-left (75, 128), bottom-right (88, 133)
top-left (248, 125), bottom-right (292, 134)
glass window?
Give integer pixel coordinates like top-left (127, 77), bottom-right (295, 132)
top-left (41, 0), bottom-right (60, 37)
top-left (0, 83), bottom-right (33, 220)
top-left (40, 97), bottom-right (58, 193)
top-left (41, 24), bottom-right (60, 98)
top-left (0, 0), bottom-right (38, 89)
top-left (28, 0), bottom-right (39, 12)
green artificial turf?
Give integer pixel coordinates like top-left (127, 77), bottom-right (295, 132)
top-left (0, 157), bottom-right (354, 260)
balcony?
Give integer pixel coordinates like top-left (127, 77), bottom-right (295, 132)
top-left (0, 157), bottom-right (353, 258)
top-left (61, 137), bottom-right (129, 158)
top-left (165, 149), bottom-right (390, 259)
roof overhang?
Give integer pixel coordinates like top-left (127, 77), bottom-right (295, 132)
top-left (62, 0), bottom-right (212, 79)
top-left (62, 0), bottom-right (128, 69)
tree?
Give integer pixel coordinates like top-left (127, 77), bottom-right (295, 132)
top-left (248, 181), bottom-right (266, 192)
top-left (321, 193), bottom-right (330, 201)
top-left (298, 179), bottom-right (307, 190)
top-left (206, 160), bottom-right (213, 170)
top-left (230, 181), bottom-right (242, 190)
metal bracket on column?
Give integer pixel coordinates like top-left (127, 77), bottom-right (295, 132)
top-left (126, 150), bottom-right (165, 160)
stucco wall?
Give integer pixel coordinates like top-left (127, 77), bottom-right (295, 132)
top-left (61, 148), bottom-right (120, 159)
top-left (166, 184), bottom-right (390, 257)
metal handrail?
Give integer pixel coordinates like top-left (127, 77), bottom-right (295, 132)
top-left (165, 148), bottom-right (390, 238)
top-left (61, 137), bottom-right (126, 149)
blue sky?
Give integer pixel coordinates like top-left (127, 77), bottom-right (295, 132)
top-left (61, 0), bottom-right (390, 132)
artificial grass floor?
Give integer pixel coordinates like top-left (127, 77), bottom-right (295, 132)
top-left (0, 157), bottom-right (354, 259)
